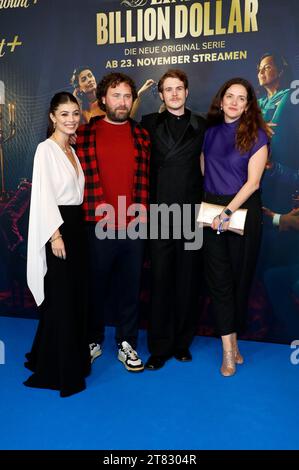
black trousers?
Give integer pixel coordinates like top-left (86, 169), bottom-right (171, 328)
top-left (203, 191), bottom-right (262, 336)
top-left (85, 224), bottom-right (144, 348)
top-left (148, 232), bottom-right (202, 356)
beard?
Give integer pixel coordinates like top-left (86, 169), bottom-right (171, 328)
top-left (105, 105), bottom-right (131, 123)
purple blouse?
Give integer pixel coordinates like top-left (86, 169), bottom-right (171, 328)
top-left (203, 119), bottom-right (269, 195)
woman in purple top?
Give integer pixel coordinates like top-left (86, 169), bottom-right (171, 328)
top-left (200, 78), bottom-right (270, 377)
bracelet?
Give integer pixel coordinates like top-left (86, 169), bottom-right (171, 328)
top-left (217, 217), bottom-right (230, 235)
top-left (50, 234), bottom-right (62, 243)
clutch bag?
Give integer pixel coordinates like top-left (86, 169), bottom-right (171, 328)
top-left (197, 202), bottom-right (248, 235)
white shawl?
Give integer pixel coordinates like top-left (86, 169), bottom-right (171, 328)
top-left (27, 139), bottom-right (84, 306)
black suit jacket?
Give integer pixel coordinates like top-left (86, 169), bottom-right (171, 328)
top-left (141, 109), bottom-right (206, 206)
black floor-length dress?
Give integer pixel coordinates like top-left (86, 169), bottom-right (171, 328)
top-left (24, 205), bottom-right (90, 397)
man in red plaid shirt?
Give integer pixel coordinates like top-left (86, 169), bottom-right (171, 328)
top-left (76, 73), bottom-right (150, 372)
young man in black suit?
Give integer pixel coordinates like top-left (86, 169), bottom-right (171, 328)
top-left (141, 69), bottom-right (206, 370)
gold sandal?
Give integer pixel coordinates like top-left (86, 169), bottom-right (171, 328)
top-left (220, 350), bottom-right (236, 377)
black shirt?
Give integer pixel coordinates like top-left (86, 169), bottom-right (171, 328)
top-left (166, 109), bottom-right (189, 142)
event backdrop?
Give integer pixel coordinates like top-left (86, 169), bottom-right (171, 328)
top-left (0, 0), bottom-right (299, 343)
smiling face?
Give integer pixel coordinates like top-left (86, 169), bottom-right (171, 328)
top-left (221, 84), bottom-right (248, 123)
top-left (102, 82), bottom-right (133, 123)
top-left (159, 77), bottom-right (188, 115)
top-left (50, 101), bottom-right (80, 136)
top-left (78, 69), bottom-right (97, 93)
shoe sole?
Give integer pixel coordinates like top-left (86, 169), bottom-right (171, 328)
top-left (118, 353), bottom-right (144, 372)
top-left (90, 350), bottom-right (102, 364)
top-left (144, 364), bottom-right (164, 371)
top-left (220, 366), bottom-right (236, 377)
top-left (174, 357), bottom-right (192, 362)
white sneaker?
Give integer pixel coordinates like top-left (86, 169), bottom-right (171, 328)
top-left (118, 341), bottom-right (144, 372)
top-left (89, 343), bottom-right (102, 364)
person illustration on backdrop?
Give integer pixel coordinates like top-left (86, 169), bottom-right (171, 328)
top-left (257, 52), bottom-right (298, 218)
top-left (256, 52), bottom-right (299, 339)
top-left (0, 179), bottom-right (31, 310)
top-left (141, 69), bottom-right (206, 371)
top-left (75, 72), bottom-right (150, 372)
top-left (257, 52), bottom-right (299, 240)
top-left (25, 92), bottom-right (90, 397)
top-left (71, 66), bottom-right (104, 123)
top-left (201, 78), bottom-right (270, 376)
top-left (71, 65), bottom-right (155, 123)
top-left (261, 203), bottom-right (299, 338)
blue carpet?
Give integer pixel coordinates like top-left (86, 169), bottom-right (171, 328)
top-left (0, 316), bottom-right (298, 450)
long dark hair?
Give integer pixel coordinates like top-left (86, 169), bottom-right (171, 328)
top-left (47, 92), bottom-right (79, 137)
top-left (207, 77), bottom-right (271, 153)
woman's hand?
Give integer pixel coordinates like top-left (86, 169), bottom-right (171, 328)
top-left (266, 121), bottom-right (277, 137)
top-left (211, 214), bottom-right (230, 232)
top-left (137, 79), bottom-right (156, 96)
top-left (51, 236), bottom-right (66, 260)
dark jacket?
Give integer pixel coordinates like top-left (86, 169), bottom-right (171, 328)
top-left (141, 109), bottom-right (206, 206)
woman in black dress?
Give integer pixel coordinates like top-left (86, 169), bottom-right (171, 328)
top-left (25, 92), bottom-right (90, 397)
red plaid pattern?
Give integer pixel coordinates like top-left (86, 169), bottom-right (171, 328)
top-left (76, 116), bottom-right (150, 222)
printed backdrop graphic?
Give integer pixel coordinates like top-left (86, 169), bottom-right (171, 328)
top-left (0, 0), bottom-right (299, 342)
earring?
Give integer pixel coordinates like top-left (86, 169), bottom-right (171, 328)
top-left (53, 122), bottom-right (56, 129)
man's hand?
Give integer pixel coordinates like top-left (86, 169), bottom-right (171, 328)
top-left (280, 208), bottom-right (299, 232)
top-left (262, 206), bottom-right (276, 227)
top-left (69, 133), bottom-right (77, 146)
top-left (262, 206), bottom-right (275, 220)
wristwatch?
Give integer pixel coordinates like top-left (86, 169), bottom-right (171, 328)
top-left (224, 208), bottom-right (233, 216)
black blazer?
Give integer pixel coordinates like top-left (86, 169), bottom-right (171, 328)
top-left (141, 109), bottom-right (206, 206)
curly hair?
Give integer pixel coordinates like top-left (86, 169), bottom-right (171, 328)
top-left (207, 77), bottom-right (271, 153)
top-left (96, 73), bottom-right (138, 111)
